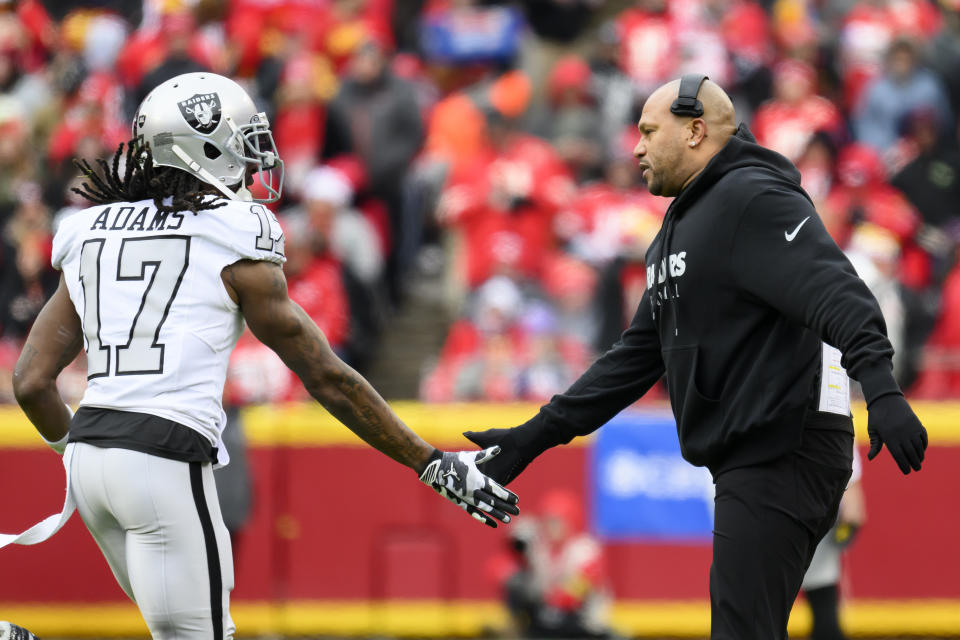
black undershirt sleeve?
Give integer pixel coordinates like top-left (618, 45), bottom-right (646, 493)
top-left (730, 188), bottom-right (900, 404)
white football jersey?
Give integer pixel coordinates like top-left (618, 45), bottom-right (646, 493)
top-left (52, 198), bottom-right (285, 454)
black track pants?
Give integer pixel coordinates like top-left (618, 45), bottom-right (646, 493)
top-left (709, 430), bottom-right (852, 640)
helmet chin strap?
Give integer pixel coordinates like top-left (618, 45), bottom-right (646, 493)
top-left (170, 143), bottom-right (245, 201)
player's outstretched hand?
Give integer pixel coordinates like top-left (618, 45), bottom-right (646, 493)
top-left (866, 393), bottom-right (928, 474)
top-left (419, 447), bottom-right (520, 528)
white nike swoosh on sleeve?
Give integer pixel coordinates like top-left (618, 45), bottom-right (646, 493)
top-left (785, 216), bottom-right (811, 241)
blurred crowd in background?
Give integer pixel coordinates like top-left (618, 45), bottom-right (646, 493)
top-left (1, 0), bottom-right (960, 409)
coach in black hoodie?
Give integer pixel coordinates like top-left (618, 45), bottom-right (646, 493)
top-left (465, 78), bottom-right (928, 639)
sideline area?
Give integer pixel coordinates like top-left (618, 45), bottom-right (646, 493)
top-left (3, 598), bottom-right (960, 637)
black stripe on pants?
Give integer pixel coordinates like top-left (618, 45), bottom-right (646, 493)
top-left (190, 462), bottom-right (223, 640)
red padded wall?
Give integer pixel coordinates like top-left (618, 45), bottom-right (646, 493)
top-left (2, 444), bottom-right (958, 603)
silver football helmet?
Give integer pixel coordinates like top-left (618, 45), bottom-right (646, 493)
top-left (133, 72), bottom-right (283, 203)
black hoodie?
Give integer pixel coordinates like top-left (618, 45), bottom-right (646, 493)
top-left (522, 124), bottom-right (900, 475)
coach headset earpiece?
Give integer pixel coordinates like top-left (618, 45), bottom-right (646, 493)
top-left (670, 73), bottom-right (709, 118)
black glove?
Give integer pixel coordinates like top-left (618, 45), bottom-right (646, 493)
top-left (866, 393), bottom-right (928, 474)
top-left (463, 421), bottom-right (557, 485)
top-left (419, 447), bottom-right (520, 528)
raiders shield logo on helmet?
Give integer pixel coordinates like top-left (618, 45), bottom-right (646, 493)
top-left (178, 93), bottom-right (222, 134)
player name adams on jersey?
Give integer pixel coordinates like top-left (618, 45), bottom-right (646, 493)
top-left (52, 198), bottom-right (284, 464)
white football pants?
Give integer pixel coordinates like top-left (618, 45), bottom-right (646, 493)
top-left (69, 443), bottom-right (235, 639)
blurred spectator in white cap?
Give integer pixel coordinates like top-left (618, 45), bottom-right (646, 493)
top-left (517, 301), bottom-right (583, 403)
top-left (452, 275), bottom-right (529, 402)
top-left (470, 274), bottom-right (525, 335)
top-left (845, 223), bottom-right (907, 376)
top-left (301, 164), bottom-right (384, 288)
top-left (281, 212), bottom-right (351, 359)
top-left (0, 13), bottom-right (53, 124)
top-left (420, 273), bottom-right (529, 403)
top-left (0, 98), bottom-right (36, 217)
top-left (81, 12), bottom-right (127, 73)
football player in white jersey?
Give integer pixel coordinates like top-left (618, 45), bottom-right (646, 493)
top-left (10, 72), bottom-right (518, 640)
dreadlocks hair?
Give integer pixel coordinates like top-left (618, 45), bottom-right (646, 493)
top-left (71, 138), bottom-right (228, 215)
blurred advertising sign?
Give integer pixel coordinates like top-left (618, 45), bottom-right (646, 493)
top-left (420, 6), bottom-right (524, 64)
top-left (591, 411), bottom-right (714, 541)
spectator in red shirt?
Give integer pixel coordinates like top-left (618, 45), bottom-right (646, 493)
top-left (271, 52), bottom-right (339, 196)
top-left (283, 212), bottom-right (351, 356)
top-left (722, 0), bottom-right (774, 114)
top-left (797, 131), bottom-right (840, 210)
top-left (822, 143), bottom-right (930, 289)
top-left (128, 10), bottom-right (217, 107)
top-left (46, 72), bottom-right (127, 169)
top-left (752, 59), bottom-right (845, 163)
top-left (437, 106), bottom-right (573, 296)
top-left (616, 0), bottom-right (676, 97)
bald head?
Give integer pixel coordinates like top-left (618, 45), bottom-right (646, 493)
top-left (633, 78), bottom-right (738, 197)
top-left (649, 78), bottom-right (737, 144)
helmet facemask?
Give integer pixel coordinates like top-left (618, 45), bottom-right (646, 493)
top-left (224, 111), bottom-right (284, 203)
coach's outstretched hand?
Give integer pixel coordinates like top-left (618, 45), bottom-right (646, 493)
top-left (464, 423), bottom-right (556, 485)
top-left (866, 393), bottom-right (928, 474)
top-left (419, 447), bottom-right (520, 528)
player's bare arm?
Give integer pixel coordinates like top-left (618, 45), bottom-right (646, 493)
top-left (12, 274), bottom-right (83, 444)
top-left (222, 259), bottom-right (435, 471)
top-left (222, 259), bottom-right (519, 527)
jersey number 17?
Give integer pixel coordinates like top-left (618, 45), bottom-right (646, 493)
top-left (78, 235), bottom-right (190, 379)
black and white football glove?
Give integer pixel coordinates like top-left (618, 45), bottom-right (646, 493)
top-left (419, 447), bottom-right (520, 528)
top-left (0, 622), bottom-right (40, 640)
